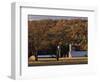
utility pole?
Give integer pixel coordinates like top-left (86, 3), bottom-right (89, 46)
top-left (57, 45), bottom-right (60, 61)
top-left (69, 44), bottom-right (72, 58)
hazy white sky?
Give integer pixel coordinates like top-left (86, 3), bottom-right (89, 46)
top-left (28, 15), bottom-right (88, 21)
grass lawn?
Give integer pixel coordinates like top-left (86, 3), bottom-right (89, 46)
top-left (28, 57), bottom-right (88, 66)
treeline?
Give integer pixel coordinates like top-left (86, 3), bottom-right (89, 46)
top-left (28, 19), bottom-right (88, 57)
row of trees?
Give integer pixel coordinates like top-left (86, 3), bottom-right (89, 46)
top-left (28, 19), bottom-right (88, 58)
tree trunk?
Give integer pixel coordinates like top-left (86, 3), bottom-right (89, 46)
top-left (35, 50), bottom-right (38, 61)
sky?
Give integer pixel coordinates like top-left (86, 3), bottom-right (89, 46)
top-left (28, 15), bottom-right (88, 21)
